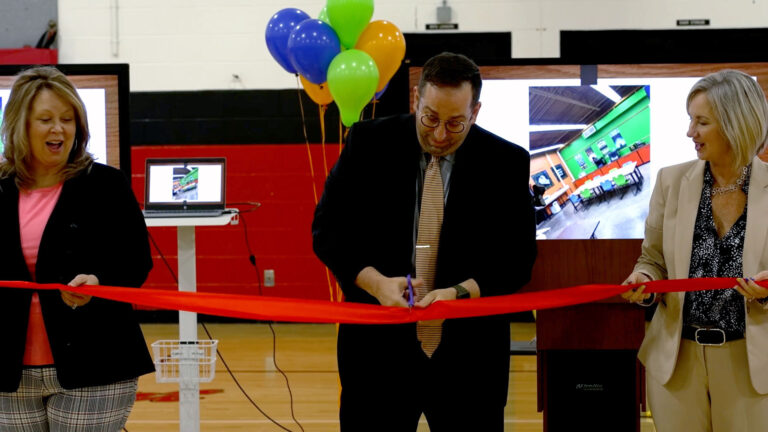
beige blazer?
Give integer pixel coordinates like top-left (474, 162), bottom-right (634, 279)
top-left (634, 155), bottom-right (768, 394)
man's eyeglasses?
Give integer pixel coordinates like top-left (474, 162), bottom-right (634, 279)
top-left (420, 114), bottom-right (466, 134)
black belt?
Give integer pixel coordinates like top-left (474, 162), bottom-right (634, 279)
top-left (682, 325), bottom-right (744, 346)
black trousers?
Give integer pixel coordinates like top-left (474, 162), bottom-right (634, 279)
top-left (337, 320), bottom-right (509, 432)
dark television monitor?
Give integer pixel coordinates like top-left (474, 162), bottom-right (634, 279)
top-left (0, 63), bottom-right (131, 176)
top-left (409, 61), bottom-right (768, 240)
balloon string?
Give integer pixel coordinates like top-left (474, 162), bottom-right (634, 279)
top-left (317, 104), bottom-right (336, 303)
top-left (295, 75), bottom-right (318, 205)
top-left (325, 268), bottom-right (336, 302)
top-left (320, 104), bottom-right (329, 176)
top-left (371, 99), bottom-right (377, 119)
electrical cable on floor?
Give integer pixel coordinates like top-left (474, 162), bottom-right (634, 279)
top-left (147, 215), bottom-right (303, 432)
top-left (199, 321), bottom-right (295, 432)
top-left (237, 212), bottom-right (305, 432)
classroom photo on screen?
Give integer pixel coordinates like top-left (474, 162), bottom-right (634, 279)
top-left (475, 63), bottom-right (764, 241)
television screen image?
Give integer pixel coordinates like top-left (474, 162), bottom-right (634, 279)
top-left (172, 166), bottom-right (199, 200)
top-left (0, 64), bottom-right (130, 175)
top-left (459, 61), bottom-right (768, 240)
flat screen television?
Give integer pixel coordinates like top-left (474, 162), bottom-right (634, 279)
top-left (410, 61), bottom-right (768, 240)
top-left (0, 64), bottom-right (131, 176)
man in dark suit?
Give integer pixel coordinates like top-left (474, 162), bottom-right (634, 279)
top-left (312, 52), bottom-right (536, 432)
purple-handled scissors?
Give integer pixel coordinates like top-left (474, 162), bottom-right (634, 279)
top-left (407, 274), bottom-right (414, 308)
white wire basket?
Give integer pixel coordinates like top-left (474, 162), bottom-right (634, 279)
top-left (151, 340), bottom-right (218, 383)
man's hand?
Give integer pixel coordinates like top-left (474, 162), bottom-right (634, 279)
top-left (414, 287), bottom-right (456, 328)
top-left (415, 287), bottom-right (456, 308)
top-left (374, 276), bottom-right (412, 307)
top-left (355, 266), bottom-right (414, 307)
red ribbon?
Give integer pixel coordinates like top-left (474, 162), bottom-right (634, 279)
top-left (0, 278), bottom-right (761, 324)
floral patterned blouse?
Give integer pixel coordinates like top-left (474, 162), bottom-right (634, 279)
top-left (683, 163), bottom-right (751, 333)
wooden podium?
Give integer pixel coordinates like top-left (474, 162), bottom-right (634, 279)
top-left (526, 239), bottom-right (647, 431)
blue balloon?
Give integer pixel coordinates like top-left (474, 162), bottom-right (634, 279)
top-left (374, 82), bottom-right (389, 100)
top-left (287, 20), bottom-right (341, 85)
top-left (265, 8), bottom-right (311, 74)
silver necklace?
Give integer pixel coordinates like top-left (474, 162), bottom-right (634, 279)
top-left (711, 165), bottom-right (749, 196)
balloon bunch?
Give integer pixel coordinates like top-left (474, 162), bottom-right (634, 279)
top-left (265, 0), bottom-right (406, 127)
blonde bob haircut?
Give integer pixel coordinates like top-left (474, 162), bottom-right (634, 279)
top-left (0, 66), bottom-right (93, 189)
top-left (687, 69), bottom-right (768, 170)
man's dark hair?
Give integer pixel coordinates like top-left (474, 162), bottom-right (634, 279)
top-left (418, 52), bottom-right (482, 106)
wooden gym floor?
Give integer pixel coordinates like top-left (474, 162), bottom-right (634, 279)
top-left (127, 323), bottom-right (656, 431)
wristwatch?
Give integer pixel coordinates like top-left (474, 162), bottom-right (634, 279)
top-left (453, 283), bottom-right (470, 299)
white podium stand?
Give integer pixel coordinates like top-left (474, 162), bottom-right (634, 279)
top-left (145, 210), bottom-right (238, 432)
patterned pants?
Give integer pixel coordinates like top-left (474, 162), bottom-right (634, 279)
top-left (0, 367), bottom-right (138, 432)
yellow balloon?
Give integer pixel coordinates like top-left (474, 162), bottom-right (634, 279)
top-left (300, 75), bottom-right (334, 106)
top-left (354, 20), bottom-right (406, 92)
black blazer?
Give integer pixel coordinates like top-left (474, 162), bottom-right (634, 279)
top-left (0, 163), bottom-right (155, 391)
top-left (312, 114), bottom-right (537, 404)
top-left (314, 114), bottom-right (536, 302)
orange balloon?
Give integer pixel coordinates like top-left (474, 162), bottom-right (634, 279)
top-left (354, 20), bottom-right (406, 92)
top-left (300, 75), bottom-right (334, 106)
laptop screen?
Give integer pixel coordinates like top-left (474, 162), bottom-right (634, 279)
top-left (144, 157), bottom-right (226, 211)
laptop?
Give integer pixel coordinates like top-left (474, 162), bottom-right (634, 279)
top-left (142, 157), bottom-right (227, 218)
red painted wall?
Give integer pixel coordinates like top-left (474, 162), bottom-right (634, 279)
top-left (0, 48), bottom-right (57, 64)
top-left (131, 144), bottom-right (341, 301)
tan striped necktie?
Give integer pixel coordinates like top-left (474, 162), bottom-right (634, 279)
top-left (415, 156), bottom-right (444, 357)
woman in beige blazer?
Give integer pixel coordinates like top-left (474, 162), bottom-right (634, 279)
top-left (622, 69), bottom-right (768, 432)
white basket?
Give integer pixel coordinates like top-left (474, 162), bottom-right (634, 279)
top-left (151, 340), bottom-right (218, 383)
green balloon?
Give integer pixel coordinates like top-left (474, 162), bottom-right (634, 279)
top-left (318, 6), bottom-right (330, 24)
top-left (327, 49), bottom-right (379, 127)
top-left (326, 0), bottom-right (374, 49)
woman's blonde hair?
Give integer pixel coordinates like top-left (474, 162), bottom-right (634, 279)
top-left (0, 66), bottom-right (92, 189)
top-left (687, 69), bottom-right (768, 170)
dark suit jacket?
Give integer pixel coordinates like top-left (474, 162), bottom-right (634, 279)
top-left (0, 163), bottom-right (155, 391)
top-left (312, 114), bottom-right (536, 405)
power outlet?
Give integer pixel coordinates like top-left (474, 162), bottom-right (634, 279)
top-left (263, 269), bottom-right (275, 287)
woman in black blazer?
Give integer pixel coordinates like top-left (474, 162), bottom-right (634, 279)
top-left (0, 66), bottom-right (153, 431)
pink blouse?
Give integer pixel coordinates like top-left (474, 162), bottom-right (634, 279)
top-left (19, 183), bottom-right (63, 365)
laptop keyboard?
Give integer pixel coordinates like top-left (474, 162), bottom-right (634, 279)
top-left (143, 209), bottom-right (226, 218)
